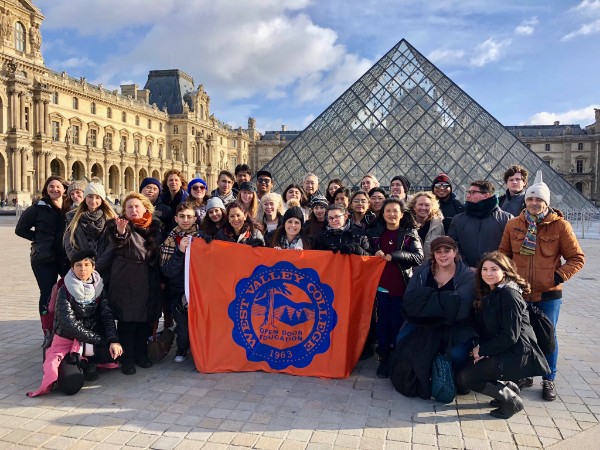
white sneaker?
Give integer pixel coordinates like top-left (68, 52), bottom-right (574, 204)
top-left (174, 352), bottom-right (187, 363)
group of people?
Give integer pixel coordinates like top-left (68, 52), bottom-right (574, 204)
top-left (15, 163), bottom-right (585, 420)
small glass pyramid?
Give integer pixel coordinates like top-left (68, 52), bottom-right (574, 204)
top-left (260, 39), bottom-right (596, 213)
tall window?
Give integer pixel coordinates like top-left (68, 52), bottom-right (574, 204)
top-left (578, 142), bottom-right (583, 150)
top-left (72, 97), bottom-right (79, 110)
top-left (15, 22), bottom-right (25, 52)
top-left (106, 132), bottom-right (113, 150)
top-left (159, 123), bottom-right (163, 132)
top-left (545, 143), bottom-right (550, 151)
top-left (24, 107), bottom-right (29, 131)
top-left (72, 125), bottom-right (80, 145)
top-left (148, 119), bottom-right (152, 129)
top-left (121, 111), bottom-right (126, 122)
top-left (134, 139), bottom-right (140, 153)
top-left (51, 121), bottom-right (60, 142)
top-left (135, 115), bottom-right (140, 126)
top-left (576, 159), bottom-right (584, 173)
top-left (90, 102), bottom-right (96, 114)
top-left (89, 129), bottom-right (97, 147)
top-left (52, 92), bottom-right (59, 104)
top-left (173, 125), bottom-right (179, 134)
top-left (107, 107), bottom-right (112, 119)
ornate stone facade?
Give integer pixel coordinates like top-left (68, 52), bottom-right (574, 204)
top-left (0, 0), bottom-right (253, 203)
top-left (507, 110), bottom-right (600, 204)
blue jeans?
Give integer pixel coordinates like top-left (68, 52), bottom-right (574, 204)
top-left (450, 339), bottom-right (473, 372)
top-left (375, 291), bottom-right (404, 357)
top-left (534, 298), bottom-right (561, 381)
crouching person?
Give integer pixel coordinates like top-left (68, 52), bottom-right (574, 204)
top-left (160, 202), bottom-right (198, 363)
top-left (28, 251), bottom-right (123, 396)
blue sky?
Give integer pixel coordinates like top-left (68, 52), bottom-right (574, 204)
top-left (36, 0), bottom-right (600, 133)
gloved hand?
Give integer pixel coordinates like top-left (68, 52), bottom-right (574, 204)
top-left (246, 238), bottom-right (264, 247)
top-left (340, 243), bottom-right (355, 255)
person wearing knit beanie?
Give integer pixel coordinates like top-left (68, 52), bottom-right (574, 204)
top-left (83, 182), bottom-right (106, 200)
top-left (310, 193), bottom-right (328, 209)
top-left (140, 177), bottom-right (162, 194)
top-left (282, 199), bottom-right (305, 228)
top-left (206, 196), bottom-right (226, 212)
top-left (431, 172), bottom-right (464, 228)
top-left (187, 178), bottom-right (208, 195)
top-left (67, 180), bottom-right (87, 208)
top-left (524, 171), bottom-right (550, 206)
top-left (390, 175), bottom-right (411, 200)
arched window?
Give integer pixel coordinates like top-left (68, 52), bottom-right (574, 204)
top-left (15, 22), bottom-right (25, 52)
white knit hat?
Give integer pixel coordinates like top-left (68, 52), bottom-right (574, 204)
top-left (525, 171), bottom-right (550, 205)
top-left (84, 181), bottom-right (106, 200)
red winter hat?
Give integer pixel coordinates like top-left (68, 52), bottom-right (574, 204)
top-left (431, 173), bottom-right (452, 192)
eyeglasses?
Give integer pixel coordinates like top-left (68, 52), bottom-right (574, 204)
top-left (257, 178), bottom-right (271, 184)
top-left (466, 190), bottom-right (484, 196)
top-left (191, 185), bottom-right (206, 191)
top-left (327, 214), bottom-right (344, 221)
top-left (434, 183), bottom-right (451, 189)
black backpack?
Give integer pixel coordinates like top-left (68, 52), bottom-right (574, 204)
top-left (527, 303), bottom-right (556, 355)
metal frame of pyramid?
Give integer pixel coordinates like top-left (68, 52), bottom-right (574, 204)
top-left (260, 39), bottom-right (597, 213)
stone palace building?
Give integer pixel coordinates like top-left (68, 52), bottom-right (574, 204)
top-left (0, 0), bottom-right (266, 203)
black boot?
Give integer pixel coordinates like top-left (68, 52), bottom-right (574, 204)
top-left (376, 356), bottom-right (390, 378)
top-left (489, 381), bottom-right (521, 407)
top-left (480, 382), bottom-right (524, 419)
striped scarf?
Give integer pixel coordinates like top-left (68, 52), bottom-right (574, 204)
top-left (519, 209), bottom-right (548, 256)
top-left (160, 224), bottom-right (198, 266)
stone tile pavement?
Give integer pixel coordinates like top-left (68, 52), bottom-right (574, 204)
top-left (0, 215), bottom-right (599, 449)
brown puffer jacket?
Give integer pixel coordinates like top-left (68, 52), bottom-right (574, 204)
top-left (498, 209), bottom-right (585, 302)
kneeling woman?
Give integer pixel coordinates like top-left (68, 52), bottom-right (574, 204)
top-left (315, 204), bottom-right (370, 255)
top-left (98, 192), bottom-right (162, 375)
top-left (457, 251), bottom-right (550, 419)
top-left (28, 251), bottom-right (123, 397)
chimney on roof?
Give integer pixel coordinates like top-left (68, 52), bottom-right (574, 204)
top-left (281, 125), bottom-right (286, 132)
top-left (553, 121), bottom-right (560, 126)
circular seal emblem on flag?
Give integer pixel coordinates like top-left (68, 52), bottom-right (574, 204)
top-left (228, 261), bottom-right (337, 370)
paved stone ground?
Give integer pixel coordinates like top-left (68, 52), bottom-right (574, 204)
top-left (0, 215), bottom-right (599, 449)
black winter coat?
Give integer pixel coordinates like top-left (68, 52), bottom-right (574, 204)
top-left (54, 287), bottom-right (118, 345)
top-left (405, 260), bottom-right (476, 343)
top-left (448, 198), bottom-right (512, 268)
top-left (314, 224), bottom-right (370, 255)
top-left (153, 198), bottom-right (174, 236)
top-left (15, 198), bottom-right (68, 274)
top-left (471, 283), bottom-right (550, 380)
top-left (99, 219), bottom-right (163, 322)
top-left (365, 222), bottom-right (424, 284)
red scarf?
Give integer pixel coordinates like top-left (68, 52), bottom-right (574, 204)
top-left (129, 211), bottom-right (153, 229)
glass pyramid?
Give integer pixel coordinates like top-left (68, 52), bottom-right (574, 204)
top-left (260, 39), bottom-right (597, 213)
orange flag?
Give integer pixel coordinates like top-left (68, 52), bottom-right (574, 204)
top-left (186, 239), bottom-right (386, 378)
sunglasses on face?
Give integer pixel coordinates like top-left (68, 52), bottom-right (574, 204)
top-left (257, 178), bottom-right (271, 184)
top-left (192, 185), bottom-right (206, 191)
top-left (434, 183), bottom-right (450, 189)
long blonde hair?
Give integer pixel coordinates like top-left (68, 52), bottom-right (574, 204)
top-left (67, 195), bottom-right (116, 250)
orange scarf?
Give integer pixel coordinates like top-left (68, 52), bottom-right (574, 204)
top-left (129, 211), bottom-right (153, 229)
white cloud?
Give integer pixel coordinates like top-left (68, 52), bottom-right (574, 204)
top-left (469, 38), bottom-right (512, 67)
top-left (427, 48), bottom-right (466, 65)
top-left (514, 17), bottom-right (538, 36)
top-left (574, 0), bottom-right (600, 12)
top-left (520, 105), bottom-right (600, 126)
top-left (562, 19), bottom-right (600, 41)
top-left (49, 56), bottom-right (96, 70)
top-left (43, 0), bottom-right (371, 106)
